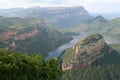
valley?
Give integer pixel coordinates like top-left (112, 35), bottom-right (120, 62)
top-left (0, 5), bottom-right (120, 80)
top-left (0, 16), bottom-right (72, 57)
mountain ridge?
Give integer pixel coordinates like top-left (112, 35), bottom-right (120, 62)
top-left (61, 33), bottom-right (117, 71)
top-left (0, 17), bottom-right (72, 57)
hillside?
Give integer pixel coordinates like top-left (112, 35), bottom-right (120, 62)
top-left (0, 6), bottom-right (91, 29)
top-left (0, 17), bottom-right (72, 57)
top-left (61, 33), bottom-right (120, 80)
top-left (72, 16), bottom-right (120, 42)
top-left (1, 7), bottom-right (119, 39)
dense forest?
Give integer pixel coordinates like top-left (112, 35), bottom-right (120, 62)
top-left (0, 50), bottom-right (62, 80)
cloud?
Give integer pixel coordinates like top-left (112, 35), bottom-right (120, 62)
top-left (0, 0), bottom-right (119, 13)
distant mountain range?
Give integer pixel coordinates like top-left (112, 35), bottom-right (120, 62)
top-left (0, 6), bottom-right (119, 38)
top-left (0, 6), bottom-right (91, 29)
top-left (0, 6), bottom-right (119, 56)
top-left (70, 15), bottom-right (120, 43)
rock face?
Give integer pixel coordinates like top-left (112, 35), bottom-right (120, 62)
top-left (0, 18), bottom-right (72, 56)
top-left (0, 6), bottom-right (91, 28)
top-left (0, 19), bottom-right (47, 41)
top-left (0, 6), bottom-right (89, 19)
top-left (61, 33), bottom-right (114, 71)
top-left (0, 30), bottom-right (18, 40)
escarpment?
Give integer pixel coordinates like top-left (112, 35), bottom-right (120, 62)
top-left (61, 33), bottom-right (114, 71)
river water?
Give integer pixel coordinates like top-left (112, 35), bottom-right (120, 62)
top-left (46, 32), bottom-right (118, 59)
top-left (47, 32), bottom-right (89, 58)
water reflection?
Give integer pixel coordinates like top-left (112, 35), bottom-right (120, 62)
top-left (47, 32), bottom-right (88, 58)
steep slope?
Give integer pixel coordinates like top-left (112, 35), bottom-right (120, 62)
top-left (61, 33), bottom-right (120, 80)
top-left (61, 33), bottom-right (119, 70)
top-left (0, 17), bottom-right (72, 57)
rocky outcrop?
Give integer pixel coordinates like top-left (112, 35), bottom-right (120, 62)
top-left (0, 20), bottom-right (47, 41)
top-left (0, 30), bottom-right (18, 40)
top-left (14, 29), bottom-right (38, 40)
top-left (61, 33), bottom-right (114, 71)
top-left (48, 7), bottom-right (88, 19)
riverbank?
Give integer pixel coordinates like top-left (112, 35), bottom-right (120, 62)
top-left (47, 32), bottom-right (89, 59)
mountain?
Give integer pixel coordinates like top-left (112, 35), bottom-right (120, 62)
top-left (71, 15), bottom-right (120, 43)
top-left (90, 15), bottom-right (107, 23)
top-left (61, 33), bottom-right (120, 80)
top-left (0, 17), bottom-right (72, 57)
top-left (0, 6), bottom-right (91, 29)
top-left (61, 33), bottom-right (117, 70)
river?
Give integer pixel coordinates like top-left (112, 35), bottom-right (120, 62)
top-left (46, 32), bottom-right (118, 59)
top-left (47, 32), bottom-right (89, 58)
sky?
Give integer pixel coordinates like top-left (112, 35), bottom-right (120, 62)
top-left (0, 0), bottom-right (120, 13)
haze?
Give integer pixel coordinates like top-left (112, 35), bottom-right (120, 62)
top-left (0, 0), bottom-right (120, 13)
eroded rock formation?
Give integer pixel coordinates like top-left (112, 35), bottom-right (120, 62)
top-left (61, 33), bottom-right (114, 71)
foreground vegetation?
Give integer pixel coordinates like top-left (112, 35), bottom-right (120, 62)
top-left (0, 50), bottom-right (62, 80)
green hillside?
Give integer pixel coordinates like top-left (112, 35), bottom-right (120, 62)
top-left (61, 49), bottom-right (120, 80)
top-left (66, 16), bottom-right (120, 42)
top-left (111, 44), bottom-right (120, 52)
top-left (0, 17), bottom-right (43, 30)
top-left (0, 17), bottom-right (72, 57)
top-left (61, 33), bottom-right (120, 80)
top-left (61, 64), bottom-right (120, 80)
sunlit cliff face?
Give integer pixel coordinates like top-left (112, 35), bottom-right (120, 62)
top-left (61, 33), bottom-right (114, 71)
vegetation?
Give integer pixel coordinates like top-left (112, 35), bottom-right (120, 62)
top-left (0, 50), bottom-right (62, 80)
top-left (0, 17), bottom-right (43, 30)
top-left (111, 44), bottom-right (120, 52)
top-left (61, 65), bottom-right (120, 80)
top-left (65, 16), bottom-right (120, 42)
top-left (60, 48), bottom-right (75, 63)
top-left (60, 33), bottom-right (120, 80)
top-left (0, 17), bottom-right (72, 57)
top-left (0, 7), bottom-right (120, 80)
top-left (61, 49), bottom-right (120, 80)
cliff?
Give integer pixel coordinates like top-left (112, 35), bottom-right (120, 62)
top-left (0, 17), bottom-right (72, 57)
top-left (61, 33), bottom-right (115, 71)
top-left (0, 6), bottom-right (91, 28)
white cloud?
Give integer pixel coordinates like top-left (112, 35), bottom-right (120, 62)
top-left (0, 0), bottom-right (119, 13)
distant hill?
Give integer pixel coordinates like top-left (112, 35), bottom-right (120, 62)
top-left (0, 17), bottom-right (72, 57)
top-left (61, 33), bottom-right (120, 80)
top-left (72, 16), bottom-right (120, 42)
top-left (0, 6), bottom-right (91, 29)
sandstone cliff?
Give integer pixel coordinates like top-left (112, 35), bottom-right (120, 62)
top-left (61, 33), bottom-right (114, 71)
top-left (0, 19), bottom-right (72, 57)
